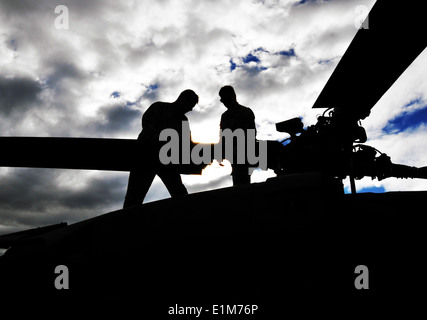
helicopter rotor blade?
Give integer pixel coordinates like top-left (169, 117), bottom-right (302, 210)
top-left (0, 137), bottom-right (136, 171)
top-left (312, 0), bottom-right (426, 118)
top-left (0, 137), bottom-right (207, 174)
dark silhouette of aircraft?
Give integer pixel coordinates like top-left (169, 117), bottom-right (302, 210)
top-left (0, 0), bottom-right (426, 314)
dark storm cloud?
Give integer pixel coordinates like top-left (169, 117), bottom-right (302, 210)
top-left (0, 1), bottom-right (55, 53)
top-left (94, 103), bottom-right (142, 136)
top-left (0, 0), bottom-right (41, 15)
top-left (57, 174), bottom-right (127, 210)
top-left (0, 169), bottom-right (56, 212)
top-left (0, 76), bottom-right (43, 115)
top-left (44, 61), bottom-right (87, 90)
top-left (0, 169), bottom-right (66, 232)
top-left (0, 168), bottom-right (127, 233)
top-left (142, 84), bottom-right (160, 102)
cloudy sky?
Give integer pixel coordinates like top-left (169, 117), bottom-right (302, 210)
top-left (1, 0), bottom-right (427, 239)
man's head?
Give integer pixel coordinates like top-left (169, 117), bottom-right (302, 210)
top-left (176, 89), bottom-right (199, 113)
top-left (219, 85), bottom-right (237, 109)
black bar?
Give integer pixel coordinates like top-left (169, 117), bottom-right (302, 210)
top-left (0, 137), bottom-right (207, 174)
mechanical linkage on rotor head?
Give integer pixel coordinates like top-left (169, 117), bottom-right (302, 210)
top-left (270, 107), bottom-right (427, 193)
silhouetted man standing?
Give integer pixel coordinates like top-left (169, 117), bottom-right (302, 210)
top-left (123, 89), bottom-right (199, 208)
top-left (219, 86), bottom-right (256, 186)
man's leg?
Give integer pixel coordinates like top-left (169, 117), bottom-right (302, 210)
top-left (231, 165), bottom-right (251, 186)
top-left (123, 169), bottom-right (156, 208)
top-left (158, 171), bottom-right (188, 197)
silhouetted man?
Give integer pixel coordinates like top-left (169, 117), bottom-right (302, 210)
top-left (123, 89), bottom-right (199, 208)
top-left (219, 85), bottom-right (256, 186)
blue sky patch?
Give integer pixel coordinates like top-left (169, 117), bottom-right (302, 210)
top-left (294, 0), bottom-right (316, 6)
top-left (254, 47), bottom-right (270, 54)
top-left (230, 53), bottom-right (264, 72)
top-left (147, 83), bottom-right (158, 91)
top-left (230, 59), bottom-right (237, 71)
top-left (110, 91), bottom-right (121, 98)
top-left (359, 186), bottom-right (386, 193)
top-left (384, 99), bottom-right (427, 133)
top-left (230, 47), bottom-right (296, 72)
top-left (242, 53), bottom-right (260, 64)
top-left (318, 59), bottom-right (332, 65)
top-left (10, 39), bottom-right (17, 51)
top-left (404, 97), bottom-right (423, 108)
top-left (141, 83), bottom-right (160, 102)
top-left (344, 185), bottom-right (386, 194)
top-left (277, 48), bottom-right (296, 57)
top-left (294, 0), bottom-right (330, 6)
